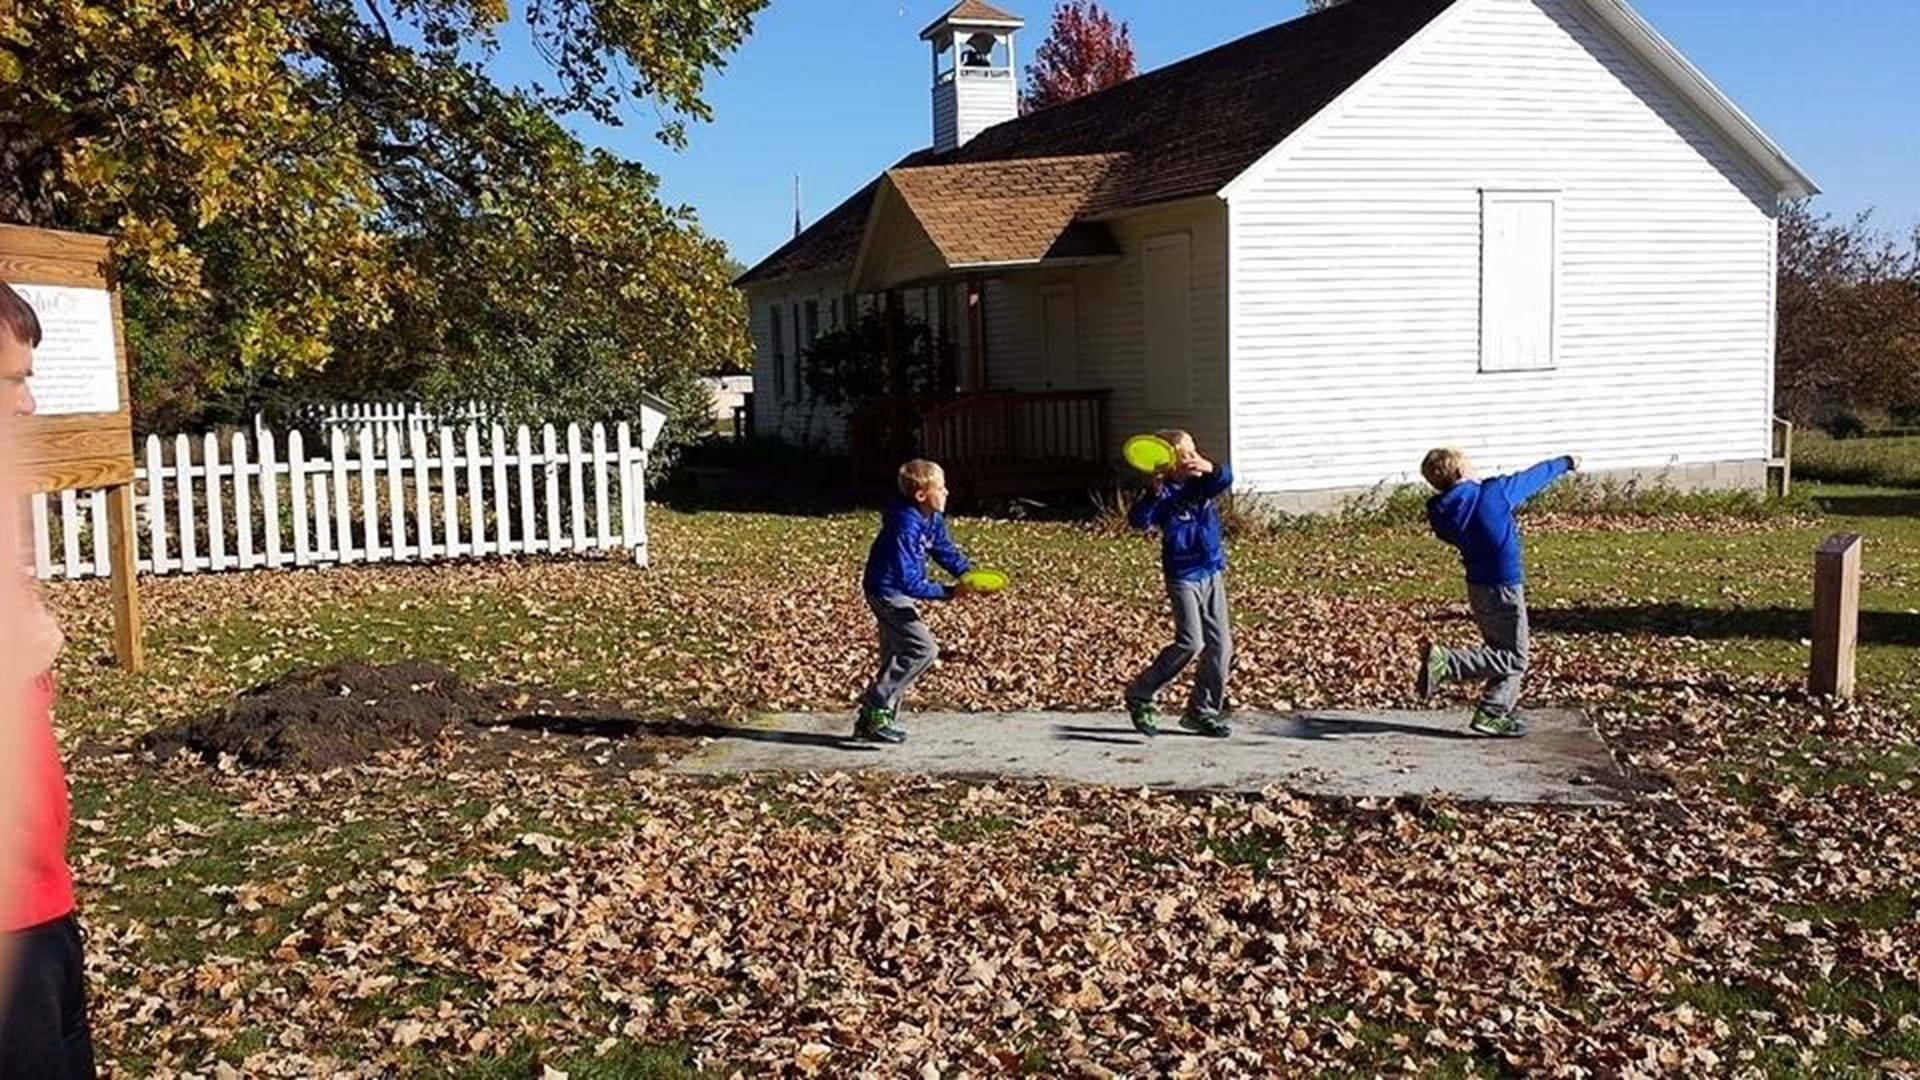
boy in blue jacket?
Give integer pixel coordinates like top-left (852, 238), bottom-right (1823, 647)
top-left (855, 459), bottom-right (973, 744)
top-left (1125, 430), bottom-right (1234, 738)
top-left (1416, 447), bottom-right (1579, 737)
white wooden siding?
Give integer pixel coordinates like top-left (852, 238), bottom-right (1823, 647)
top-left (1226, 0), bottom-right (1779, 495)
top-left (933, 80), bottom-right (959, 153)
top-left (981, 200), bottom-right (1230, 460)
top-left (863, 190), bottom-right (949, 289)
top-left (948, 67), bottom-right (1020, 150)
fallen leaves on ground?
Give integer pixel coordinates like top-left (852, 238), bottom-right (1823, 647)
top-left (39, 508), bottom-right (1920, 1076)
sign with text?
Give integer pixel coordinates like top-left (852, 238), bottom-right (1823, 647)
top-left (0, 224), bottom-right (143, 671)
top-left (11, 283), bottom-right (121, 416)
top-left (0, 225), bottom-right (134, 491)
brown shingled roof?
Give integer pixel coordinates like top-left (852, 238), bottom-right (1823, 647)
top-left (738, 0), bottom-right (1457, 287)
top-left (884, 153), bottom-right (1126, 268)
top-left (920, 0), bottom-right (1024, 39)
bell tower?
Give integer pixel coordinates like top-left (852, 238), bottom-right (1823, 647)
top-left (922, 1), bottom-right (1024, 153)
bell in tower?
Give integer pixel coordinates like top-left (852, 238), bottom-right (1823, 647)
top-left (921, 1), bottom-right (1024, 153)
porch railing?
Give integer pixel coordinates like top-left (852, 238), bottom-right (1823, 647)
top-left (921, 389), bottom-right (1111, 498)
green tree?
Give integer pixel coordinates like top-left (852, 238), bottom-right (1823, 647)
top-left (1775, 201), bottom-right (1920, 423)
top-left (0, 0), bottom-right (761, 454)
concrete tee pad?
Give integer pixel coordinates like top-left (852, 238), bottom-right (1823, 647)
top-left (669, 709), bottom-right (1634, 806)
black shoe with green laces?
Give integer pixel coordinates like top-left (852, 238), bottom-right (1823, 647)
top-left (1468, 708), bottom-right (1527, 738)
top-left (1126, 699), bottom-right (1159, 737)
top-left (1178, 711), bottom-right (1232, 738)
top-left (854, 705), bottom-right (907, 744)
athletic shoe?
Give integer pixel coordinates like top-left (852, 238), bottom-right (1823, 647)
top-left (854, 705), bottom-right (907, 744)
top-left (1468, 708), bottom-right (1527, 738)
top-left (1178, 711), bottom-right (1232, 738)
top-left (1416, 642), bottom-right (1449, 699)
top-left (1126, 699), bottom-right (1160, 737)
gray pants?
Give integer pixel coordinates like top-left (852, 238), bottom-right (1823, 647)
top-left (1445, 583), bottom-right (1531, 715)
top-left (1128, 572), bottom-right (1232, 716)
top-left (860, 596), bottom-right (937, 713)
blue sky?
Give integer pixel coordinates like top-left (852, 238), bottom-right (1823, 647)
top-left (489, 1), bottom-right (1920, 266)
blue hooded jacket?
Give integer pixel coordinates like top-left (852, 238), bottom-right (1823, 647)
top-left (1129, 464), bottom-right (1233, 582)
top-left (1426, 456), bottom-right (1573, 587)
top-left (863, 496), bottom-right (972, 601)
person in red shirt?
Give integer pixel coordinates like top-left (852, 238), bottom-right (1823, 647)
top-left (0, 281), bottom-right (95, 1079)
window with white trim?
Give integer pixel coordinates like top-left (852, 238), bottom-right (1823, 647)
top-left (1479, 190), bottom-right (1560, 373)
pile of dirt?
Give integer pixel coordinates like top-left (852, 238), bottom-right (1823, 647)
top-left (144, 661), bottom-right (512, 772)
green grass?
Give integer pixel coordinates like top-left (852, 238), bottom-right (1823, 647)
top-left (1203, 828), bottom-right (1290, 879)
top-left (1779, 889), bottom-right (1916, 931)
top-left (936, 813), bottom-right (1018, 843)
top-left (51, 474), bottom-right (1920, 1073)
top-left (1796, 431), bottom-right (1920, 489)
top-left (1667, 970), bottom-right (1920, 1077)
top-left (1720, 741), bottom-right (1920, 803)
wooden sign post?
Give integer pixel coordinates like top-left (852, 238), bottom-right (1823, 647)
top-left (1809, 532), bottom-right (1862, 699)
top-left (1, 225), bottom-right (143, 672)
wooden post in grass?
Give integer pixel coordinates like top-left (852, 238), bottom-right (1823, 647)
top-left (1810, 533), bottom-right (1862, 699)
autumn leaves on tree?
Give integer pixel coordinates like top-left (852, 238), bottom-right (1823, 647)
top-left (1022, 1), bottom-right (1138, 114)
top-left (1775, 202), bottom-right (1920, 425)
top-left (0, 0), bottom-right (763, 454)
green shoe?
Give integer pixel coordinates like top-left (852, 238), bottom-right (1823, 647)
top-left (1416, 641), bottom-right (1449, 699)
top-left (1468, 708), bottom-right (1528, 738)
top-left (1126, 699), bottom-right (1159, 737)
top-left (1179, 711), bottom-right (1232, 738)
top-left (854, 706), bottom-right (906, 744)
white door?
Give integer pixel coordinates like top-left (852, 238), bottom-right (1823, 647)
top-left (1144, 234), bottom-right (1193, 410)
top-left (1041, 285), bottom-right (1076, 390)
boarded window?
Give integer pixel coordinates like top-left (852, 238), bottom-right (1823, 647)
top-left (770, 304), bottom-right (786, 400)
top-left (1144, 234), bottom-right (1193, 410)
top-left (1480, 191), bottom-right (1559, 373)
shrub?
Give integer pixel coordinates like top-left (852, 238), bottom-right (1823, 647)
top-left (1825, 413), bottom-right (1868, 440)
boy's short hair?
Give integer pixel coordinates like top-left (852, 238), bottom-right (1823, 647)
top-left (0, 282), bottom-right (42, 348)
top-left (897, 458), bottom-right (945, 497)
top-left (1156, 428), bottom-right (1193, 449)
top-left (1421, 448), bottom-right (1469, 491)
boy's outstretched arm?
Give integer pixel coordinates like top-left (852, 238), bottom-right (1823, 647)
top-left (928, 515), bottom-right (972, 579)
top-left (1492, 455), bottom-right (1575, 506)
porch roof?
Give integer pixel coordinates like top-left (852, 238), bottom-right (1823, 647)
top-left (850, 154), bottom-right (1125, 291)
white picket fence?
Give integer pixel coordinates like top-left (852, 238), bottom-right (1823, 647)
top-left (30, 419), bottom-right (653, 581)
top-left (263, 400), bottom-right (491, 458)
